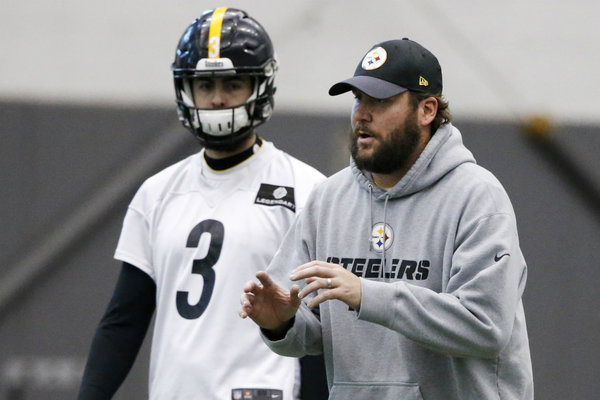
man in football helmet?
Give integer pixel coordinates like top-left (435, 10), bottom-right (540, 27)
top-left (172, 7), bottom-right (278, 152)
top-left (78, 8), bottom-right (327, 400)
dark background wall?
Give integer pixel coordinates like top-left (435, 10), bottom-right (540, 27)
top-left (0, 101), bottom-right (598, 399)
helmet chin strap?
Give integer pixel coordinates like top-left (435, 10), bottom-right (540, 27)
top-left (182, 77), bottom-right (259, 138)
top-left (196, 105), bottom-right (250, 136)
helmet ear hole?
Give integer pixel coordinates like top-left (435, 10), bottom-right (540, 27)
top-left (171, 8), bottom-right (277, 149)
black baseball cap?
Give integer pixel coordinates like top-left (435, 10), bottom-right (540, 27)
top-left (329, 38), bottom-right (442, 99)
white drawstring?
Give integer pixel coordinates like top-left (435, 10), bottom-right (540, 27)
top-left (381, 193), bottom-right (390, 281)
top-left (368, 184), bottom-right (374, 250)
top-left (369, 183), bottom-right (390, 281)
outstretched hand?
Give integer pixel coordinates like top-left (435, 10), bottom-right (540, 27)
top-left (290, 261), bottom-right (362, 310)
top-left (239, 271), bottom-right (302, 334)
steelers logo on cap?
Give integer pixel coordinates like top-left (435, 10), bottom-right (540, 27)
top-left (362, 46), bottom-right (387, 70)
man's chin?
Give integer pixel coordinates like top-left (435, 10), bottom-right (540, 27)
top-left (354, 145), bottom-right (375, 160)
top-left (352, 152), bottom-right (374, 168)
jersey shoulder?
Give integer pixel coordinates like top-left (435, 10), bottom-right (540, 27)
top-left (269, 142), bottom-right (325, 178)
top-left (129, 153), bottom-right (201, 211)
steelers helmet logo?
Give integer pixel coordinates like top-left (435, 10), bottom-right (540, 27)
top-left (362, 46), bottom-right (388, 70)
top-left (370, 222), bottom-right (393, 252)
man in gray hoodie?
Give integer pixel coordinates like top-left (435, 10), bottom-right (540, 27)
top-left (239, 38), bottom-right (534, 399)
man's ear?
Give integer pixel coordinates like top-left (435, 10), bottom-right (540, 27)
top-left (419, 97), bottom-right (438, 127)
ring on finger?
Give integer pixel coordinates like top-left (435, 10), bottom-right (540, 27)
top-left (326, 278), bottom-right (332, 289)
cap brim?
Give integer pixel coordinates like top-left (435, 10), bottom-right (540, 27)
top-left (328, 75), bottom-right (408, 99)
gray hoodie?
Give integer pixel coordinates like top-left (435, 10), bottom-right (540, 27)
top-left (263, 124), bottom-right (534, 399)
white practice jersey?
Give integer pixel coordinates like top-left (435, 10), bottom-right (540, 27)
top-left (114, 140), bottom-right (325, 400)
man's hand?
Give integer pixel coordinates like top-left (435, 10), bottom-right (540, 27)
top-left (239, 271), bottom-right (301, 334)
top-left (290, 261), bottom-right (362, 310)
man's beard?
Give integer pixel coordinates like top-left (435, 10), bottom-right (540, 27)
top-left (350, 111), bottom-right (421, 174)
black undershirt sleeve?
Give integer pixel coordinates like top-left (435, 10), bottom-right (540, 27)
top-left (77, 262), bottom-right (156, 400)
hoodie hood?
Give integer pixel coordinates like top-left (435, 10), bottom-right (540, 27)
top-left (351, 123), bottom-right (476, 200)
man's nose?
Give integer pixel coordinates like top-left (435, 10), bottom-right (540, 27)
top-left (211, 90), bottom-right (227, 108)
top-left (352, 101), bottom-right (372, 123)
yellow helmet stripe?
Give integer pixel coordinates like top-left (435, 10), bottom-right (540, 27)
top-left (208, 7), bottom-right (228, 58)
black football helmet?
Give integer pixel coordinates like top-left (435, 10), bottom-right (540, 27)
top-left (172, 7), bottom-right (278, 149)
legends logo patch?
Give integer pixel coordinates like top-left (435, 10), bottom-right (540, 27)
top-left (254, 183), bottom-right (296, 212)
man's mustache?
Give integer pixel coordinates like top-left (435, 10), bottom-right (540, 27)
top-left (352, 124), bottom-right (377, 138)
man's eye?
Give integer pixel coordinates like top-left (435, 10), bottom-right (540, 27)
top-left (194, 79), bottom-right (214, 88)
top-left (227, 81), bottom-right (245, 90)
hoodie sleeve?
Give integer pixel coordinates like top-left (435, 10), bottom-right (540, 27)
top-left (261, 303), bottom-right (324, 357)
top-left (358, 202), bottom-right (527, 359)
top-left (260, 190), bottom-right (325, 356)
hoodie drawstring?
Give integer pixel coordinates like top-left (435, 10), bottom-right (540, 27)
top-left (368, 184), bottom-right (374, 250)
top-left (381, 193), bottom-right (390, 281)
top-left (369, 183), bottom-right (390, 281)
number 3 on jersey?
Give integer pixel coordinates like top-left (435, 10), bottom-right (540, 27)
top-left (176, 219), bottom-right (224, 319)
